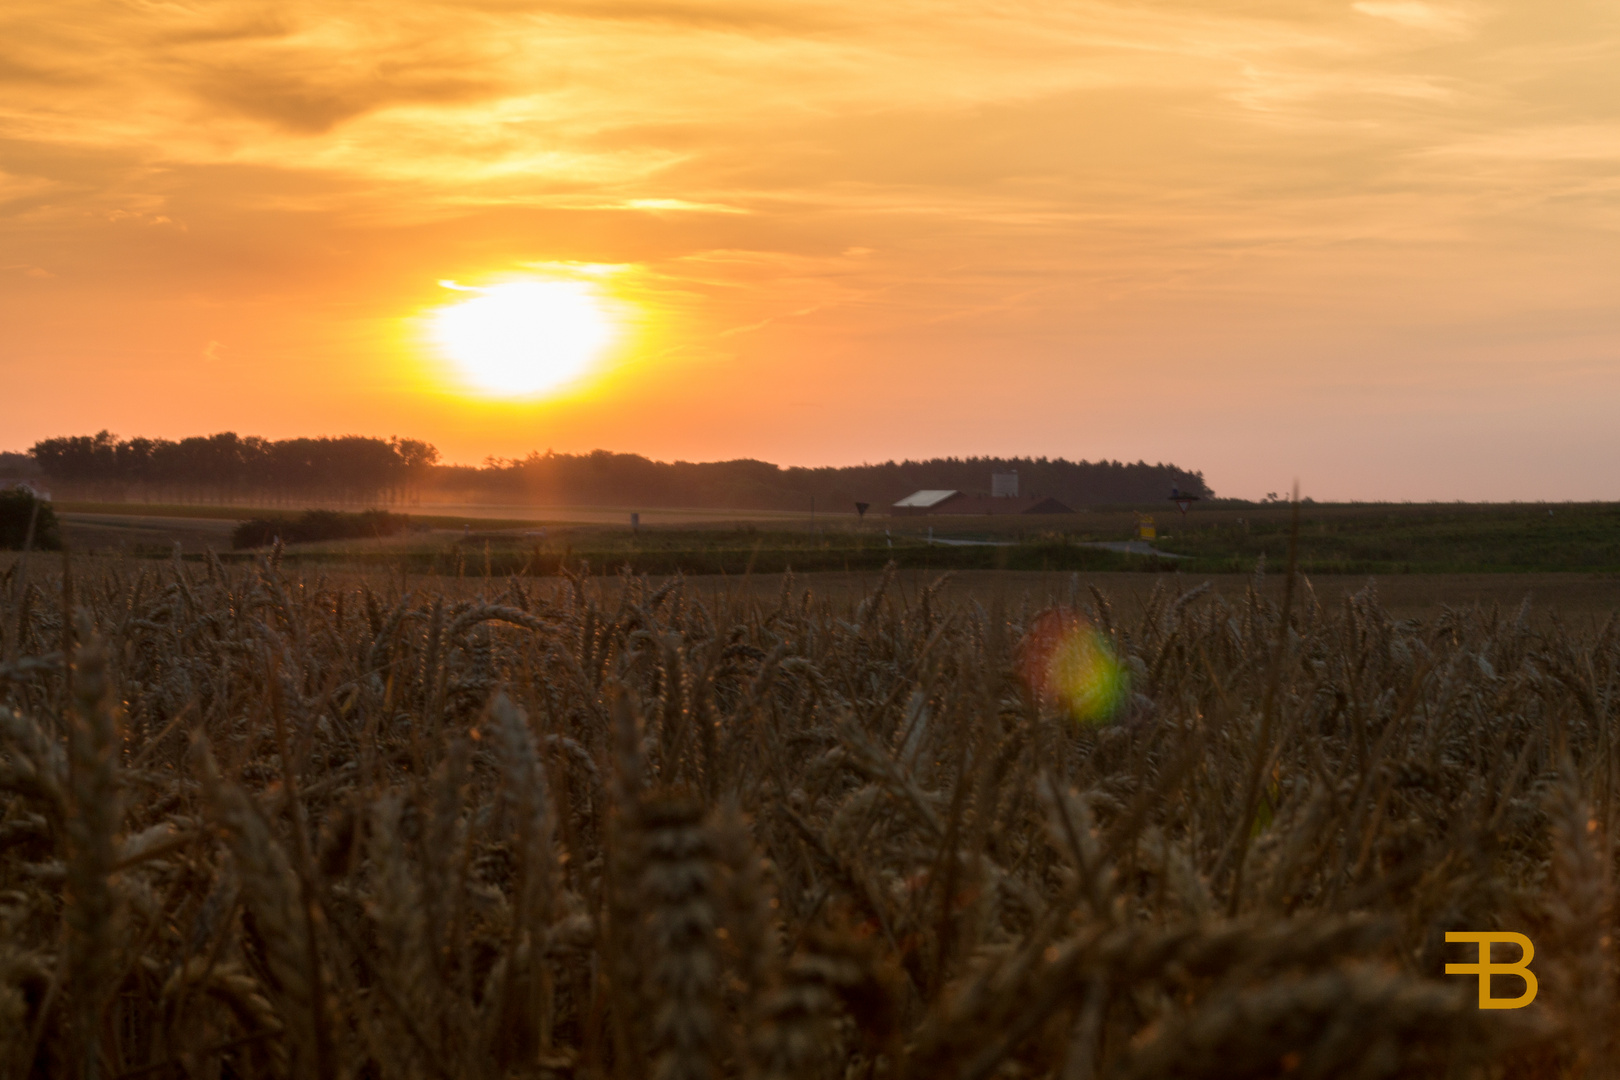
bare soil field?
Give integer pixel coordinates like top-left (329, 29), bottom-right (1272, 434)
top-left (56, 511), bottom-right (240, 554)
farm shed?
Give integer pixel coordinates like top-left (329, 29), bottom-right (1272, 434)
top-left (890, 490), bottom-right (962, 516)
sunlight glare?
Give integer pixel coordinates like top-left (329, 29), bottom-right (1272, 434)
top-left (431, 280), bottom-right (614, 396)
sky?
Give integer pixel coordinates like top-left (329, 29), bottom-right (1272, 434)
top-left (2, 0), bottom-right (1618, 500)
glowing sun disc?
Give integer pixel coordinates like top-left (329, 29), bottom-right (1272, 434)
top-left (432, 280), bottom-right (613, 395)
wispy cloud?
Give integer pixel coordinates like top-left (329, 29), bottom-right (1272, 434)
top-left (622, 198), bottom-right (749, 214)
top-left (1351, 1), bottom-right (1477, 35)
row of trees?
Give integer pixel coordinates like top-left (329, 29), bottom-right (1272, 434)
top-left (25, 435), bottom-right (1212, 509)
top-left (30, 432), bottom-right (439, 505)
top-left (436, 450), bottom-right (1214, 509)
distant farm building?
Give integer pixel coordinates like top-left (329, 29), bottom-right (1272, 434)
top-left (891, 487), bottom-right (1073, 516)
top-left (891, 490), bottom-right (962, 515)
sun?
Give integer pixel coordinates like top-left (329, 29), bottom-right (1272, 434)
top-left (430, 280), bottom-right (614, 396)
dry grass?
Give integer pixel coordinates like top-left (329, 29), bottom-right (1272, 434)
top-left (2, 548), bottom-right (1617, 1078)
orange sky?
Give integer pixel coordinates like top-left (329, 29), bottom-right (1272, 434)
top-left (3, 0), bottom-right (1618, 500)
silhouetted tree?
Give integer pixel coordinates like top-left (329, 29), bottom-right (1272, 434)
top-left (30, 432), bottom-right (439, 506)
top-left (31, 433), bottom-right (1213, 511)
top-left (433, 451), bottom-right (1214, 509)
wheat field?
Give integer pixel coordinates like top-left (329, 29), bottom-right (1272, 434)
top-left (2, 549), bottom-right (1616, 1078)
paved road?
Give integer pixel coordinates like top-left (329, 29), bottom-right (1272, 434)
top-left (925, 536), bottom-right (1015, 547)
top-left (1078, 540), bottom-right (1192, 559)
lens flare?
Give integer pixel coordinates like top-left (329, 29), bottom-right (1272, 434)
top-left (1018, 609), bottom-right (1130, 723)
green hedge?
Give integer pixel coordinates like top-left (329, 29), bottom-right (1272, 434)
top-left (0, 488), bottom-right (61, 551)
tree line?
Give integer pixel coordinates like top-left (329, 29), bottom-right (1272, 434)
top-left (437, 450), bottom-right (1213, 509)
top-left (26, 434), bottom-right (1212, 509)
top-left (29, 432), bottom-right (439, 505)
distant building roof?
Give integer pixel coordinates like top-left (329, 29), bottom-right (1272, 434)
top-left (892, 489), bottom-right (961, 508)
